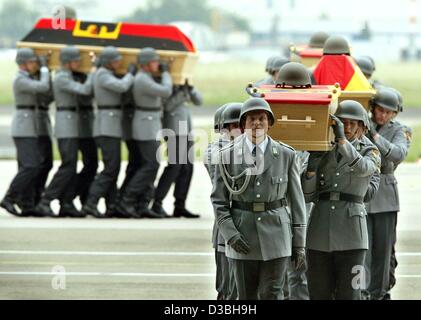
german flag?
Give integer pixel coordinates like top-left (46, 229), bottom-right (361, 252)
top-left (20, 18), bottom-right (196, 52)
top-left (313, 54), bottom-right (372, 91)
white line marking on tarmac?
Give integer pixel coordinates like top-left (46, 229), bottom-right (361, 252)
top-left (0, 250), bottom-right (421, 257)
top-left (0, 250), bottom-right (213, 256)
top-left (0, 271), bottom-right (214, 277)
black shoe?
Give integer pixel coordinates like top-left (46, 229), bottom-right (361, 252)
top-left (173, 207), bottom-right (200, 218)
top-left (137, 207), bottom-right (164, 219)
top-left (60, 203), bottom-right (86, 218)
top-left (116, 197), bottom-right (138, 218)
top-left (0, 197), bottom-right (20, 216)
top-left (34, 199), bottom-right (56, 217)
top-left (151, 203), bottom-right (171, 218)
top-left (382, 293), bottom-right (391, 300)
top-left (82, 202), bottom-right (102, 218)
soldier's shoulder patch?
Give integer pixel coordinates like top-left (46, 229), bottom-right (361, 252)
top-left (402, 126), bottom-right (413, 142)
top-left (371, 148), bottom-right (380, 158)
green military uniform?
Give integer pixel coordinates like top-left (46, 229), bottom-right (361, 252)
top-left (303, 100), bottom-right (381, 300)
top-left (212, 132), bottom-right (307, 300)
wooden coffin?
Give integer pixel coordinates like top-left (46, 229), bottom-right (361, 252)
top-left (17, 18), bottom-right (199, 85)
top-left (338, 90), bottom-right (376, 111)
top-left (250, 85), bottom-right (340, 151)
top-left (289, 44), bottom-right (323, 67)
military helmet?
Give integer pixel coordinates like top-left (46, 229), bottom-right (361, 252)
top-left (214, 105), bottom-right (227, 133)
top-left (323, 35), bottom-right (350, 55)
top-left (335, 100), bottom-right (369, 128)
top-left (355, 56), bottom-right (375, 77)
top-left (309, 31), bottom-right (330, 48)
top-left (16, 48), bottom-right (38, 65)
top-left (99, 46), bottom-right (122, 66)
top-left (265, 56), bottom-right (277, 73)
top-left (276, 62), bottom-right (312, 88)
top-left (371, 87), bottom-right (400, 112)
top-left (63, 6), bottom-right (77, 19)
top-left (60, 46), bottom-right (81, 64)
top-left (239, 97), bottom-right (275, 127)
top-left (361, 55), bottom-right (376, 71)
top-left (388, 87), bottom-right (403, 112)
top-left (138, 47), bottom-right (160, 65)
top-left (221, 103), bottom-right (242, 127)
top-left (271, 56), bottom-right (290, 73)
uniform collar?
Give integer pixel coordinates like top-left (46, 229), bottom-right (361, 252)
top-left (18, 69), bottom-right (29, 77)
top-left (245, 135), bottom-right (269, 154)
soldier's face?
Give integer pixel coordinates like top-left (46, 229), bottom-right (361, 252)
top-left (373, 106), bottom-right (396, 125)
top-left (148, 60), bottom-right (160, 73)
top-left (69, 60), bottom-right (81, 71)
top-left (340, 118), bottom-right (360, 141)
top-left (109, 60), bottom-right (121, 71)
top-left (25, 61), bottom-right (39, 74)
top-left (244, 111), bottom-right (270, 141)
top-left (227, 123), bottom-right (242, 138)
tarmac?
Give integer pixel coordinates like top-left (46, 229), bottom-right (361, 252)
top-left (0, 160), bottom-right (421, 300)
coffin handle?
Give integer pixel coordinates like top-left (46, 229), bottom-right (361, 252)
top-left (277, 115), bottom-right (316, 129)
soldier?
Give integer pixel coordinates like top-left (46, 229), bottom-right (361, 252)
top-left (72, 68), bottom-right (99, 209)
top-left (308, 31), bottom-right (330, 49)
top-left (364, 88), bottom-right (409, 300)
top-left (116, 47), bottom-right (172, 218)
top-left (32, 68), bottom-right (54, 211)
top-left (254, 56), bottom-right (276, 87)
top-left (0, 48), bottom-right (49, 216)
top-left (355, 56), bottom-right (375, 80)
top-left (204, 103), bottom-right (242, 300)
top-left (82, 46), bottom-right (135, 217)
top-left (303, 100), bottom-right (381, 300)
top-left (35, 46), bottom-right (94, 217)
top-left (211, 98), bottom-right (307, 300)
top-left (151, 82), bottom-right (203, 218)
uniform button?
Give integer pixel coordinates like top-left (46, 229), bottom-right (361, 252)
top-left (360, 212), bottom-right (364, 216)
top-left (109, 112), bottom-right (114, 116)
top-left (256, 194), bottom-right (261, 199)
top-left (336, 173), bottom-right (340, 176)
top-left (24, 113), bottom-right (28, 117)
top-left (331, 206), bottom-right (335, 210)
top-left (279, 178), bottom-right (283, 182)
top-left (321, 174), bottom-right (324, 177)
top-left (256, 181), bottom-right (261, 186)
top-left (257, 217), bottom-right (262, 221)
top-left (334, 184), bottom-right (338, 187)
top-left (147, 116), bottom-right (153, 120)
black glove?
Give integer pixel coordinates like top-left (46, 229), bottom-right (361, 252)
top-left (330, 114), bottom-right (346, 142)
top-left (291, 247), bottom-right (307, 271)
top-left (228, 233), bottom-right (250, 255)
top-left (38, 55), bottom-right (48, 67)
top-left (307, 151), bottom-right (326, 172)
top-left (127, 63), bottom-right (138, 76)
top-left (159, 62), bottom-right (169, 73)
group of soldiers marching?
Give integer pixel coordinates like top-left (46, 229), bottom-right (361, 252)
top-left (0, 45), bottom-right (203, 219)
top-left (205, 33), bottom-right (411, 300)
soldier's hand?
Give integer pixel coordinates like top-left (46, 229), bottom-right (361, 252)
top-left (38, 55), bottom-right (48, 68)
top-left (368, 119), bottom-right (378, 139)
top-left (127, 63), bottom-right (138, 76)
top-left (330, 115), bottom-right (346, 142)
top-left (307, 151), bottom-right (325, 172)
top-left (159, 62), bottom-right (169, 73)
top-left (228, 233), bottom-right (250, 255)
top-left (291, 247), bottom-right (307, 271)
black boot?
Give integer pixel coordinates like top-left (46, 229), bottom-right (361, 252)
top-left (173, 207), bottom-right (200, 219)
top-left (116, 196), bottom-right (138, 218)
top-left (137, 204), bottom-right (164, 219)
top-left (0, 194), bottom-right (20, 216)
top-left (82, 198), bottom-right (102, 218)
top-left (60, 202), bottom-right (86, 218)
top-left (151, 202), bottom-right (171, 218)
top-left (34, 198), bottom-right (56, 217)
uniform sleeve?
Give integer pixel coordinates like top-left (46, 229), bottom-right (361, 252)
top-left (140, 71), bottom-right (172, 98)
top-left (57, 73), bottom-right (93, 96)
top-left (287, 152), bottom-right (307, 248)
top-left (210, 150), bottom-right (240, 243)
top-left (189, 88), bottom-right (203, 106)
top-left (163, 90), bottom-right (185, 113)
top-left (17, 68), bottom-right (50, 93)
top-left (364, 168), bottom-right (380, 203)
top-left (373, 126), bottom-right (408, 165)
top-left (101, 72), bottom-right (134, 93)
top-left (337, 140), bottom-right (381, 176)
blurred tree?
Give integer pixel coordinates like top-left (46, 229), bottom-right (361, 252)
top-left (121, 0), bottom-right (249, 32)
top-left (0, 0), bottom-right (40, 47)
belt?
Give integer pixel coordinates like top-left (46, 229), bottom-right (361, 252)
top-left (80, 105), bottom-right (94, 111)
top-left (136, 106), bottom-right (160, 112)
top-left (231, 199), bottom-right (288, 212)
top-left (318, 192), bottom-right (364, 204)
top-left (16, 105), bottom-right (35, 110)
top-left (98, 105), bottom-right (121, 110)
top-left (57, 106), bottom-right (77, 112)
top-left (37, 106), bottom-right (49, 111)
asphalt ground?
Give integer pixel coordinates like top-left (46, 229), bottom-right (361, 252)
top-left (0, 160), bottom-right (421, 300)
